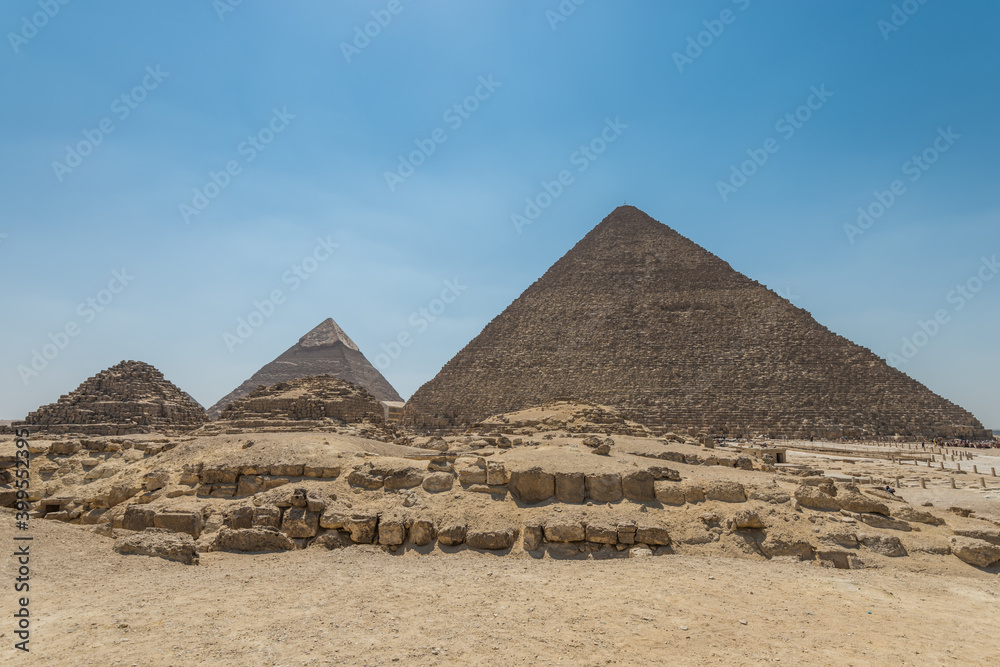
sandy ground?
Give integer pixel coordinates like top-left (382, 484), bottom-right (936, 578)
top-left (1, 517), bottom-right (998, 666)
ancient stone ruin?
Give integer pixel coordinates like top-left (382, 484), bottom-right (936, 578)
top-left (208, 318), bottom-right (402, 419)
top-left (215, 376), bottom-right (385, 427)
top-left (19, 360), bottom-right (207, 435)
top-left (406, 206), bottom-right (989, 440)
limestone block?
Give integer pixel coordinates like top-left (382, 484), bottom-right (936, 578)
top-left (554, 472), bottom-right (586, 504)
top-left (509, 468), bottom-right (555, 504)
top-left (586, 473), bottom-right (623, 503)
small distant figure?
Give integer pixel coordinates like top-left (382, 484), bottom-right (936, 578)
top-left (884, 485), bottom-right (896, 495)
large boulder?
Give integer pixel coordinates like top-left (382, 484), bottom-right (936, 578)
top-left (635, 525), bottom-right (671, 546)
top-left (654, 481), bottom-right (685, 505)
top-left (122, 506), bottom-right (156, 532)
top-left (210, 527), bottom-right (296, 552)
top-left (585, 523), bottom-right (618, 545)
top-left (437, 521), bottom-right (467, 546)
top-left (456, 458), bottom-right (487, 485)
top-left (749, 485), bottom-right (791, 504)
top-left (347, 463), bottom-right (385, 489)
top-left (622, 471), bottom-right (655, 502)
top-left (891, 506), bottom-right (944, 526)
top-left (409, 518), bottom-right (437, 546)
top-left (467, 527), bottom-right (516, 550)
top-left (343, 514), bottom-right (378, 544)
top-left (486, 461), bottom-right (510, 486)
top-left (859, 534), bottom-right (906, 557)
top-left (951, 537), bottom-right (1000, 567)
top-left (554, 472), bottom-right (586, 504)
top-left (153, 511), bottom-right (204, 538)
top-left (253, 506), bottom-right (282, 529)
top-left (586, 473), bottom-right (623, 503)
top-left (384, 467), bottom-right (424, 491)
top-left (952, 528), bottom-right (1000, 546)
top-left (794, 483), bottom-right (840, 511)
top-left (731, 510), bottom-right (765, 530)
top-left (509, 468), bottom-right (555, 504)
top-left (281, 508), bottom-right (320, 538)
top-left (837, 486), bottom-right (889, 515)
top-left (544, 521), bottom-right (586, 543)
top-left (704, 481), bottom-right (746, 503)
top-left (114, 528), bottom-right (198, 565)
top-left (422, 473), bottom-right (454, 493)
top-left (760, 534), bottom-right (814, 561)
top-left (378, 516), bottom-right (407, 546)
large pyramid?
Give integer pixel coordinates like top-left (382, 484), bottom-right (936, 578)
top-left (21, 360), bottom-right (208, 434)
top-left (406, 206), bottom-right (988, 439)
top-left (208, 318), bottom-right (402, 418)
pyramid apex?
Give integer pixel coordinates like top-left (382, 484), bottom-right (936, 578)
top-left (299, 318), bottom-right (359, 351)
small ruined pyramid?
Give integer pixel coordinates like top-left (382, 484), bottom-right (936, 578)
top-left (406, 206), bottom-right (988, 439)
top-left (208, 318), bottom-right (402, 418)
top-left (21, 360), bottom-right (208, 434)
top-left (217, 376), bottom-right (385, 424)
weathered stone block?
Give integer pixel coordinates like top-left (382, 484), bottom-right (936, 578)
top-left (437, 521), bottom-right (467, 546)
top-left (281, 507), bottom-right (320, 538)
top-left (509, 468), bottom-right (555, 504)
top-left (554, 472), bottom-right (586, 504)
top-left (467, 527), bottom-right (516, 550)
top-left (583, 523), bottom-right (616, 545)
top-left (622, 470), bottom-right (655, 502)
top-left (544, 521), bottom-right (585, 543)
top-left (586, 473), bottom-right (623, 503)
top-left (409, 518), bottom-right (437, 546)
top-left (154, 511), bottom-right (204, 537)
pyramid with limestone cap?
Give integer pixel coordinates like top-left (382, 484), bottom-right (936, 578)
top-left (405, 206), bottom-right (988, 439)
top-left (208, 318), bottom-right (402, 418)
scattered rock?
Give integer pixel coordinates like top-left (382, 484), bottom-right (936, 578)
top-left (114, 528), bottom-right (199, 565)
top-left (950, 536), bottom-right (1000, 567)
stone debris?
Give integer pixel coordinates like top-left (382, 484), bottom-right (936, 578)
top-left (114, 528), bottom-right (199, 565)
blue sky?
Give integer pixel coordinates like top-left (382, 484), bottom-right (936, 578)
top-left (1, 0), bottom-right (998, 429)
